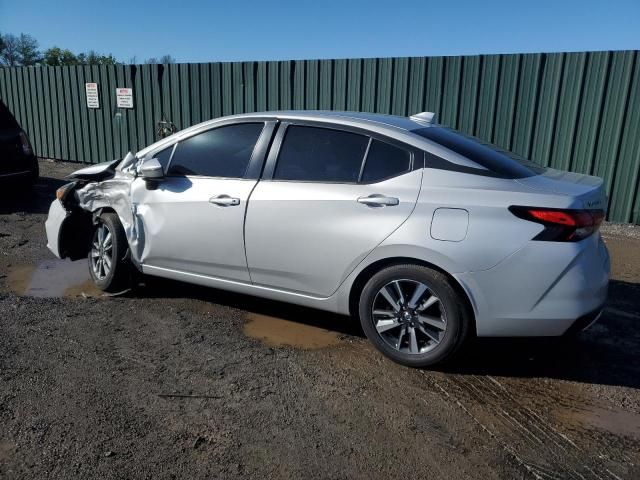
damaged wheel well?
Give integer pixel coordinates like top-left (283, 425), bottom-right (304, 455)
top-left (59, 207), bottom-right (118, 261)
top-left (59, 209), bottom-right (93, 261)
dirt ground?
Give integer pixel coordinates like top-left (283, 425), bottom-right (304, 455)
top-left (1, 160), bottom-right (639, 479)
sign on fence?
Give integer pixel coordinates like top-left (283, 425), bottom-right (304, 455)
top-left (85, 83), bottom-right (99, 109)
top-left (116, 88), bottom-right (133, 108)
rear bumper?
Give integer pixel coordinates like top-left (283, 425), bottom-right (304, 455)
top-left (45, 199), bottom-right (69, 259)
top-left (455, 233), bottom-right (610, 336)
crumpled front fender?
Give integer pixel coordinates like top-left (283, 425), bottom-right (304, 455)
top-left (73, 171), bottom-right (144, 264)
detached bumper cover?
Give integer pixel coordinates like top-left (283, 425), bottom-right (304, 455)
top-left (45, 200), bottom-right (69, 258)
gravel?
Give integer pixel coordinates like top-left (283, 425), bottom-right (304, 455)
top-left (0, 160), bottom-right (638, 479)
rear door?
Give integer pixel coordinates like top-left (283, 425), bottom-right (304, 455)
top-left (244, 123), bottom-right (423, 297)
top-left (134, 121), bottom-right (274, 282)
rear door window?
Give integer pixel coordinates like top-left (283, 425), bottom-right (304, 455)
top-left (168, 123), bottom-right (264, 178)
top-left (273, 126), bottom-right (369, 183)
top-left (361, 140), bottom-right (412, 183)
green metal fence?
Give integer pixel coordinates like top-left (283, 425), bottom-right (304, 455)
top-left (1, 51), bottom-right (639, 224)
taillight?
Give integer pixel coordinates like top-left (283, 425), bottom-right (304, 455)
top-left (509, 206), bottom-right (604, 242)
top-left (18, 131), bottom-right (33, 156)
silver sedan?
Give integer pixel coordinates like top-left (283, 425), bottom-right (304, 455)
top-left (45, 111), bottom-right (610, 367)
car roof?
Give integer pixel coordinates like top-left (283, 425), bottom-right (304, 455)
top-left (137, 110), bottom-right (449, 161)
top-left (228, 110), bottom-right (428, 132)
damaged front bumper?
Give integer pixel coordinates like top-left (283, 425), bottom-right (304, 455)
top-left (45, 199), bottom-right (69, 259)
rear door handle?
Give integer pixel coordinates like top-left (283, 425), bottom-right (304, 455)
top-left (357, 194), bottom-right (399, 207)
top-left (209, 195), bottom-right (240, 207)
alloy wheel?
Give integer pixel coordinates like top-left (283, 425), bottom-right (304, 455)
top-left (371, 279), bottom-right (447, 354)
top-left (90, 223), bottom-right (113, 280)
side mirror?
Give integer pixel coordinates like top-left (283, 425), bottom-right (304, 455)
top-left (139, 158), bottom-right (164, 180)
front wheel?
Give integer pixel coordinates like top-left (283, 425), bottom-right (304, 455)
top-left (88, 212), bottom-right (131, 292)
top-left (358, 264), bottom-right (470, 367)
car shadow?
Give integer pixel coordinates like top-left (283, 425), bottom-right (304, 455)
top-left (0, 175), bottom-right (67, 215)
top-left (135, 276), bottom-right (363, 337)
top-left (439, 279), bottom-right (640, 389)
top-left (135, 276), bottom-right (639, 389)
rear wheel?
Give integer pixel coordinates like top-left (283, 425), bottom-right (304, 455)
top-left (358, 264), bottom-right (470, 367)
top-left (88, 212), bottom-right (131, 292)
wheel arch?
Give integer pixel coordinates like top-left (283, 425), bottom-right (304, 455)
top-left (347, 256), bottom-right (477, 336)
top-left (57, 209), bottom-right (93, 260)
top-left (58, 206), bottom-right (124, 261)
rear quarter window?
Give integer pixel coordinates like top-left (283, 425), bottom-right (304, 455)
top-left (413, 127), bottom-right (545, 179)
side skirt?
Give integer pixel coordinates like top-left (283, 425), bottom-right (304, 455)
top-left (141, 264), bottom-right (344, 314)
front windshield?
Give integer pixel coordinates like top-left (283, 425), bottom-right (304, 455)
top-left (412, 126), bottom-right (546, 178)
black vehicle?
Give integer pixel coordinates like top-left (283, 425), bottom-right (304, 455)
top-left (0, 100), bottom-right (38, 185)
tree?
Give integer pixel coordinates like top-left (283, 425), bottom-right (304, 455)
top-left (0, 34), bottom-right (20, 66)
top-left (144, 55), bottom-right (175, 64)
top-left (0, 32), bottom-right (120, 67)
top-left (84, 50), bottom-right (118, 65)
top-left (16, 33), bottom-right (40, 65)
top-left (0, 32), bottom-right (40, 66)
top-left (99, 53), bottom-right (118, 65)
top-left (43, 47), bottom-right (79, 66)
top-left (60, 49), bottom-right (77, 65)
top-left (91, 51), bottom-right (117, 65)
top-left (43, 46), bottom-right (62, 65)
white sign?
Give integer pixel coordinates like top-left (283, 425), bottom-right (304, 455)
top-left (116, 87), bottom-right (133, 108)
top-left (85, 83), bottom-right (99, 109)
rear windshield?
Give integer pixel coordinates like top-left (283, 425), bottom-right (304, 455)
top-left (412, 126), bottom-right (545, 178)
top-left (0, 101), bottom-right (20, 130)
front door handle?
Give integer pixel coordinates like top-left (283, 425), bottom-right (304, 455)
top-left (357, 194), bottom-right (400, 207)
top-left (209, 195), bottom-right (240, 207)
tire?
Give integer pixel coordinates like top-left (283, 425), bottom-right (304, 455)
top-left (358, 264), bottom-right (470, 367)
top-left (88, 212), bottom-right (132, 293)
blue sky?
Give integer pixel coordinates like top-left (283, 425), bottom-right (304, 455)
top-left (1, 0), bottom-right (638, 63)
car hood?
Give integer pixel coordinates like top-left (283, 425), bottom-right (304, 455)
top-left (67, 153), bottom-right (137, 181)
top-left (67, 159), bottom-right (121, 180)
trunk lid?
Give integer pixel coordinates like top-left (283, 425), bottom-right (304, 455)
top-left (516, 168), bottom-right (607, 211)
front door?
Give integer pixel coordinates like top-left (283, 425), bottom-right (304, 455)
top-left (134, 122), bottom-right (268, 282)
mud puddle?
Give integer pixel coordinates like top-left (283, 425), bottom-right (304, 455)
top-left (554, 401), bottom-right (640, 440)
top-left (5, 259), bottom-right (103, 298)
top-left (244, 313), bottom-right (341, 349)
